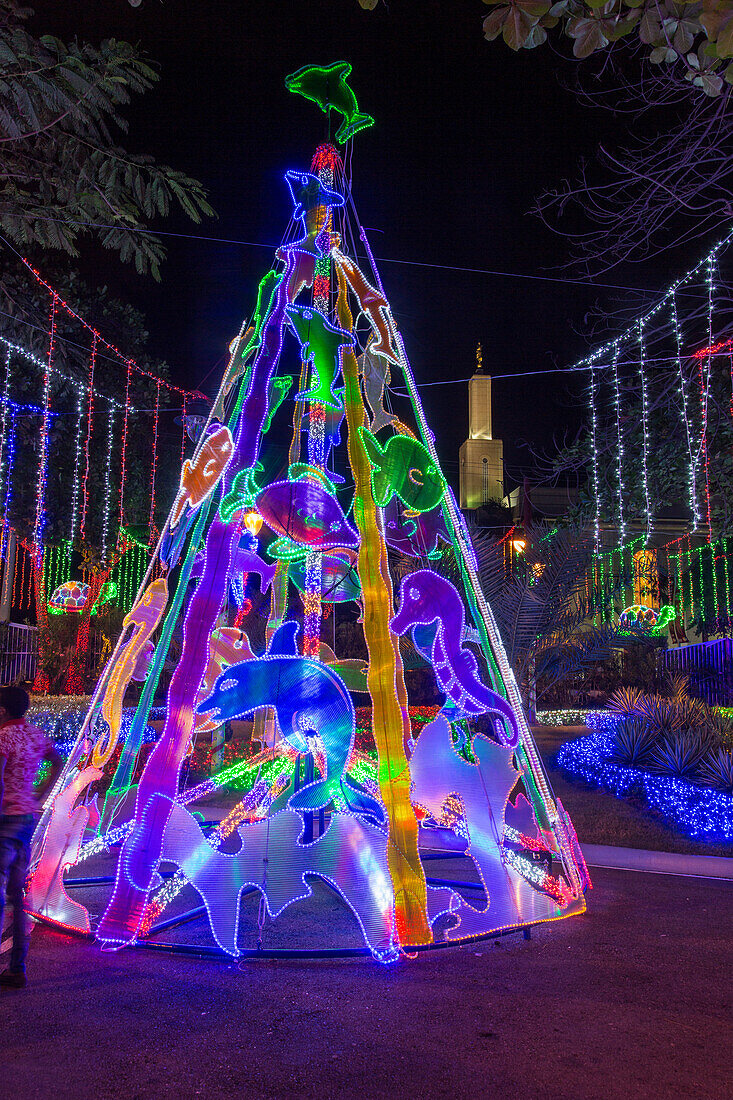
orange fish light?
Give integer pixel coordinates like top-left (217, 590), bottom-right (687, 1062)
top-left (169, 424), bottom-right (235, 529)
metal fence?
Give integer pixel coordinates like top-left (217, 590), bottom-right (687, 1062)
top-left (665, 639), bottom-right (733, 707)
top-left (0, 622), bottom-right (113, 687)
top-left (0, 622), bottom-right (38, 685)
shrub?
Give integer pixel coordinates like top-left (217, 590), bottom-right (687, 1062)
top-left (705, 710), bottom-right (733, 750)
top-left (608, 686), bottom-right (643, 718)
top-left (698, 749), bottom-right (733, 793)
top-left (610, 717), bottom-right (656, 766)
top-left (651, 734), bottom-right (707, 779)
top-left (636, 694), bottom-right (682, 739)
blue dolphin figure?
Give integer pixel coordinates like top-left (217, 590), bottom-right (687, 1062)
top-left (197, 622), bottom-right (383, 823)
top-left (285, 169), bottom-right (344, 224)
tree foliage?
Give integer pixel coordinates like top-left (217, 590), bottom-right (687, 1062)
top-left (358, 1), bottom-right (733, 271)
top-left (466, 523), bottom-right (652, 707)
top-left (479, 0), bottom-right (733, 95)
top-left (0, 1), bottom-right (214, 280)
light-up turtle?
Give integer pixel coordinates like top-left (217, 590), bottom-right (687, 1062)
top-left (48, 580), bottom-right (117, 615)
top-left (619, 604), bottom-right (675, 634)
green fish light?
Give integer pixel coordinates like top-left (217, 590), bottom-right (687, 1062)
top-left (359, 428), bottom-right (446, 514)
top-left (285, 62), bottom-right (374, 145)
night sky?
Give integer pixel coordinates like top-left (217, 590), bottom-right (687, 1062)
top-left (36, 0), bottom-right (665, 493)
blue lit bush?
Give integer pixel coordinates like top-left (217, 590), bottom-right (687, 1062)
top-left (610, 717), bottom-right (656, 766)
top-left (557, 729), bottom-right (733, 842)
top-left (29, 704), bottom-right (157, 758)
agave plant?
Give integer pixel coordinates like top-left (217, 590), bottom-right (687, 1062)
top-left (666, 673), bottom-right (690, 703)
top-left (608, 686), bottom-right (644, 718)
top-left (697, 749), bottom-right (733, 793)
top-left (651, 734), bottom-right (707, 779)
top-left (610, 717), bottom-right (656, 766)
top-left (636, 694), bottom-right (682, 739)
top-left (705, 710), bottom-right (733, 750)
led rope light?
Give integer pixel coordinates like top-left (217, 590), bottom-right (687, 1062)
top-left (588, 359), bottom-right (601, 553)
top-left (609, 342), bottom-right (626, 544)
top-left (81, 333), bottom-right (97, 541)
top-left (101, 401), bottom-right (116, 563)
top-left (302, 146), bottom-right (337, 660)
top-left (389, 323), bottom-right (570, 868)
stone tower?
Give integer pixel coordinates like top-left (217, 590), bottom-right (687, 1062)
top-left (459, 343), bottom-right (504, 510)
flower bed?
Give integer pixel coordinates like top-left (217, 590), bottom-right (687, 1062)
top-left (557, 728), bottom-right (733, 843)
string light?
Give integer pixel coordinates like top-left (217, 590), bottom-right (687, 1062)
top-left (118, 359), bottom-right (133, 529)
top-left (558, 730), bottom-right (733, 842)
top-left (0, 410), bottom-right (16, 561)
top-left (637, 321), bottom-right (652, 546)
top-left (588, 359), bottom-right (601, 553)
top-left (670, 290), bottom-right (700, 531)
top-left (21, 258), bottom-right (205, 401)
top-left (149, 381), bottom-right (161, 543)
top-left (609, 342), bottom-right (626, 544)
top-left (180, 395), bottom-right (187, 464)
top-left (68, 388), bottom-right (85, 548)
top-left (101, 402), bottom-right (116, 563)
top-left (569, 225), bottom-right (733, 374)
top-left (0, 345), bottom-right (12, 524)
top-left (699, 250), bottom-right (716, 542)
top-left (80, 333), bottom-right (97, 542)
top-left (33, 293), bottom-right (56, 561)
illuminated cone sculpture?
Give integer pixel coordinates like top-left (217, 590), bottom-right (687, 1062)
top-left (27, 65), bottom-right (589, 962)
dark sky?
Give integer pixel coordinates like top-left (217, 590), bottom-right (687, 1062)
top-left (35, 0), bottom-right (656, 492)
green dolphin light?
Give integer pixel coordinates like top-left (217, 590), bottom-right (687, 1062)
top-left (287, 304), bottom-right (354, 409)
top-left (285, 62), bottom-right (374, 145)
top-left (359, 428), bottom-right (446, 514)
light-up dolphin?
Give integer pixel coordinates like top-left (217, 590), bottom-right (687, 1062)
top-left (285, 62), bottom-right (374, 146)
top-left (198, 621), bottom-right (383, 822)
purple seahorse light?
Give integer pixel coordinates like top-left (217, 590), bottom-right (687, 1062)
top-left (390, 570), bottom-right (519, 747)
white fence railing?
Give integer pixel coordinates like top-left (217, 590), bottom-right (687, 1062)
top-left (0, 622), bottom-right (111, 687)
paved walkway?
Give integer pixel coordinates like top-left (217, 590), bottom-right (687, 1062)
top-left (1, 868), bottom-right (731, 1100)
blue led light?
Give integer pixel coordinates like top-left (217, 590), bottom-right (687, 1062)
top-left (558, 731), bottom-right (733, 842)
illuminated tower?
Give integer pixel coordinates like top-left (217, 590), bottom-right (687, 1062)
top-left (459, 344), bottom-right (504, 510)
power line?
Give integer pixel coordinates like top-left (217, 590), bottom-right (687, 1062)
top-left (17, 211), bottom-right (656, 293)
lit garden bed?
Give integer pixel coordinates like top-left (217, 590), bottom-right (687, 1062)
top-left (557, 719), bottom-right (733, 844)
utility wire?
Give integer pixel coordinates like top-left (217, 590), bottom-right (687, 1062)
top-left (15, 211), bottom-right (657, 293)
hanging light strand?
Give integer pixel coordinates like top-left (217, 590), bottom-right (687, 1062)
top-left (670, 289), bottom-right (700, 531)
top-left (637, 321), bottom-right (652, 546)
top-left (610, 342), bottom-right (626, 545)
top-left (80, 333), bottom-right (97, 542)
top-left (118, 359), bottom-right (133, 529)
top-left (101, 401), bottom-right (116, 564)
top-left (33, 293), bottom-right (57, 562)
top-left (0, 345), bottom-right (12, 518)
top-left (68, 387), bottom-right (85, 548)
top-left (588, 359), bottom-right (602, 553)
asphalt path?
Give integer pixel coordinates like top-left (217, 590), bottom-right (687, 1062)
top-left (1, 866), bottom-right (731, 1099)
